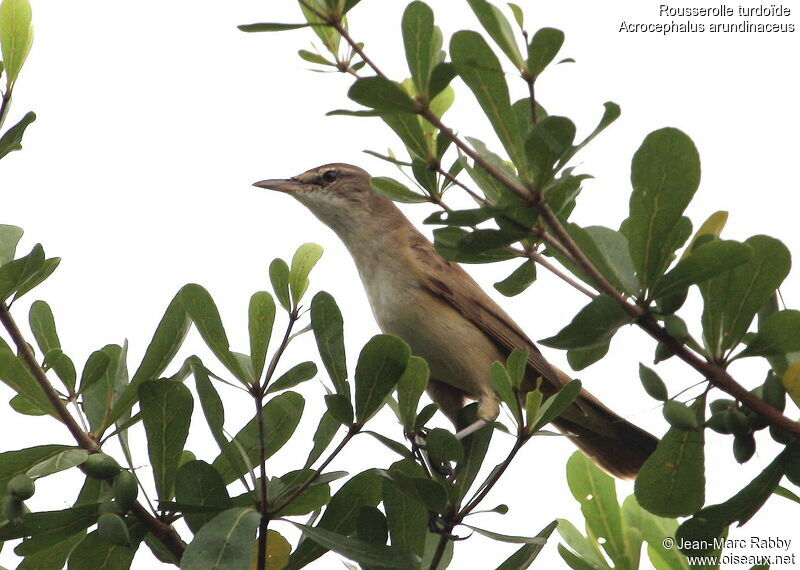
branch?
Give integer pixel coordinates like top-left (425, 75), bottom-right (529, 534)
top-left (0, 302), bottom-right (187, 562)
top-left (326, 22), bottom-right (800, 437)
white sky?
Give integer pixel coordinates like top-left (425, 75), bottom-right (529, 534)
top-left (2, 1), bottom-right (799, 568)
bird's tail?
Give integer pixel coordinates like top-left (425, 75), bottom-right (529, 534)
top-left (534, 366), bottom-right (659, 479)
top-left (553, 389), bottom-right (659, 479)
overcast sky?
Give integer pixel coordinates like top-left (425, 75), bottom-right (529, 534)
top-left (2, 1), bottom-right (799, 568)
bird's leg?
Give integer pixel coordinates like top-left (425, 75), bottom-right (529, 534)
top-left (455, 418), bottom-right (488, 440)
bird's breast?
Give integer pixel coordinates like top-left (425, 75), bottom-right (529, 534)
top-left (358, 261), bottom-right (504, 399)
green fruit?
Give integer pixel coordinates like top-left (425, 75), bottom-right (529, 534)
top-left (98, 512), bottom-right (131, 547)
top-left (705, 412), bottom-right (732, 434)
top-left (663, 400), bottom-right (699, 430)
top-left (98, 499), bottom-right (123, 515)
top-left (112, 470), bottom-right (139, 513)
top-left (733, 434), bottom-right (756, 464)
top-left (7, 474), bottom-right (35, 500)
top-left (2, 495), bottom-right (25, 523)
top-left (724, 410), bottom-right (752, 438)
top-left (81, 453), bottom-right (122, 480)
top-left (709, 399), bottom-right (736, 414)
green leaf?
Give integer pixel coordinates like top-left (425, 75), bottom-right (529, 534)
top-left (381, 112), bottom-right (431, 162)
top-left (454, 403), bottom-right (493, 498)
top-left (638, 364), bottom-right (668, 401)
top-left (289, 521), bottom-right (419, 569)
top-left (530, 380), bottom-right (582, 432)
top-left (354, 334), bottom-right (411, 425)
top-left (26, 449), bottom-right (88, 479)
top-left (402, 1), bottom-right (437, 94)
top-left (0, 111), bottom-right (35, 159)
top-left (507, 3), bottom-right (524, 29)
top-left (180, 507), bottom-right (260, 569)
top-left (348, 76), bottom-right (419, 113)
top-left (494, 260), bottom-right (536, 297)
top-left (540, 295), bottom-right (632, 350)
top-left (621, 495), bottom-right (688, 570)
top-left (621, 128), bottom-right (701, 293)
top-left (397, 355), bottom-right (428, 429)
top-left (382, 460), bottom-right (428, 558)
top-left (652, 239), bottom-right (753, 300)
top-left (557, 519), bottom-right (612, 570)
top-left (286, 470), bottom-right (382, 569)
top-left (0, 504), bottom-right (99, 543)
top-left (212, 391), bottom-right (304, 484)
top-left (28, 300), bottom-right (60, 358)
top-left (496, 520), bottom-right (558, 569)
top-left (325, 393), bottom-right (354, 425)
top-left (0, 242), bottom-right (43, 301)
top-left (175, 460), bottom-right (232, 534)
top-left (289, 243), bottom-right (323, 306)
top-left (269, 258), bottom-right (291, 311)
top-left (371, 176), bottom-right (429, 203)
top-left (552, 224), bottom-right (639, 296)
top-left (701, 235), bottom-right (791, 357)
top-left (364, 430), bottom-right (414, 460)
top-left (304, 410), bottom-right (341, 468)
top-left (180, 283), bottom-right (249, 382)
top-left (566, 343), bottom-right (609, 371)
top-left (106, 291), bottom-right (190, 426)
top-left (466, 0), bottom-right (524, 69)
top-left (378, 469), bottom-right (448, 513)
top-left (525, 116), bottom-right (575, 185)
top-left (248, 291), bottom-right (275, 381)
top-left (9, 394), bottom-right (46, 415)
top-left (0, 224), bottom-right (23, 266)
top-left (139, 380), bottom-right (193, 500)
top-left (298, 48), bottom-right (334, 66)
top-left (17, 531), bottom-right (84, 570)
top-left (12, 256), bottom-right (60, 301)
top-left (490, 361), bottom-right (521, 424)
top-left (635, 398), bottom-right (705, 517)
top-left (78, 350), bottom-right (111, 394)
top-left (681, 210), bottom-right (728, 260)
top-left (426, 427), bottom-right (464, 464)
top-left (238, 22), bottom-right (310, 32)
top-left (450, 30), bottom-right (527, 177)
top-left (311, 291), bottom-right (348, 395)
top-left (566, 452), bottom-right (628, 565)
top-left (741, 310), bottom-right (800, 358)
top-left (356, 505), bottom-right (389, 545)
top-left (190, 360), bottom-right (248, 488)
top-left (526, 27), bottom-right (564, 78)
top-left (266, 361), bottom-right (317, 394)
top-left (675, 444), bottom-right (796, 556)
top-left (0, 0), bottom-right (33, 85)
top-left (0, 445), bottom-right (70, 494)
top-left (0, 338), bottom-right (58, 417)
top-left (434, 226), bottom-right (518, 264)
top-left (568, 102), bottom-right (622, 161)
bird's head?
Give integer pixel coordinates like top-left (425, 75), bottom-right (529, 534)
top-left (254, 163), bottom-right (404, 242)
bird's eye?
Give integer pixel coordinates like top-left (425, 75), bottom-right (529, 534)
top-left (321, 170), bottom-right (339, 184)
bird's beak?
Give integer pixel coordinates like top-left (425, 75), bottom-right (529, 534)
top-left (252, 178), bottom-right (318, 193)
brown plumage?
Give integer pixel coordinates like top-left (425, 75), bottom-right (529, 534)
top-left (255, 163), bottom-right (658, 478)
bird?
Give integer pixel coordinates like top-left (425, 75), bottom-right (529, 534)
top-left (254, 163), bottom-right (658, 478)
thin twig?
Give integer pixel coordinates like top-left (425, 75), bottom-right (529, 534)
top-left (0, 302), bottom-right (187, 562)
top-left (268, 426), bottom-right (358, 516)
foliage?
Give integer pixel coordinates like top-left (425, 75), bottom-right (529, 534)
top-left (1, 0), bottom-right (798, 569)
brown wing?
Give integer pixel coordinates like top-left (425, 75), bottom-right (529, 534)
top-left (408, 234), bottom-right (566, 391)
